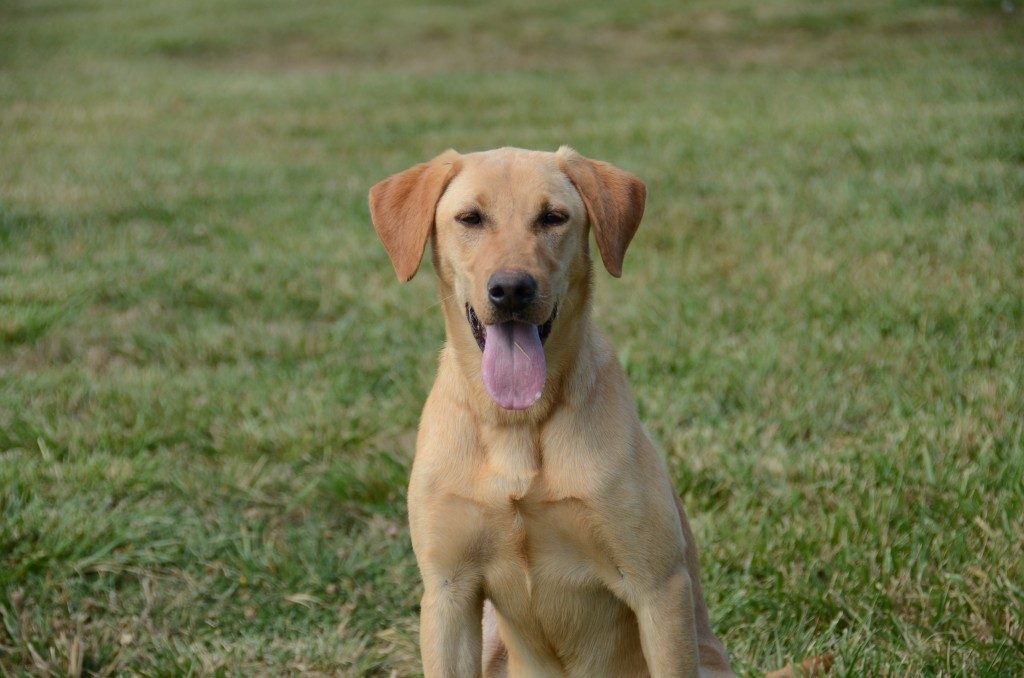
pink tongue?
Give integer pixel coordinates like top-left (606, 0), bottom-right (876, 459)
top-left (481, 322), bottom-right (547, 410)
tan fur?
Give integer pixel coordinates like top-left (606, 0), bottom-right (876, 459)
top-left (369, 149), bottom-right (462, 282)
top-left (557, 147), bottom-right (646, 278)
top-left (370, 147), bottom-right (734, 677)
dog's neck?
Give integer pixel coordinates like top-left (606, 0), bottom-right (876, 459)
top-left (436, 277), bottom-right (600, 428)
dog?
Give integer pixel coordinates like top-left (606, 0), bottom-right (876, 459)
top-left (369, 147), bottom-right (734, 677)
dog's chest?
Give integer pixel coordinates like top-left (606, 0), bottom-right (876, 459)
top-left (477, 427), bottom-right (619, 597)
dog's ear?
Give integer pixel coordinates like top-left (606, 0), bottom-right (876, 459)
top-left (369, 150), bottom-right (462, 282)
top-left (557, 146), bottom-right (646, 278)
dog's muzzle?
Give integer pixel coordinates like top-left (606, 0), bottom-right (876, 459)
top-left (466, 303), bottom-right (556, 352)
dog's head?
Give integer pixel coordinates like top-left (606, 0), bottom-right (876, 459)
top-left (369, 147), bottom-right (645, 411)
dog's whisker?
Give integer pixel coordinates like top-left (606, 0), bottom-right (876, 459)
top-left (428, 292), bottom-right (459, 309)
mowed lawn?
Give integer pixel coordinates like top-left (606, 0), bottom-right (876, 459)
top-left (1, 0), bottom-right (1022, 674)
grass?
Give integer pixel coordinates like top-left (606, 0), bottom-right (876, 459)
top-left (1, 0), bottom-right (1022, 674)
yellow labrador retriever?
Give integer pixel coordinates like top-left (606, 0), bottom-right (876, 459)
top-left (369, 147), bottom-right (734, 677)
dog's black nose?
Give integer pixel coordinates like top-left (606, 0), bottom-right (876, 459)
top-left (488, 271), bottom-right (538, 313)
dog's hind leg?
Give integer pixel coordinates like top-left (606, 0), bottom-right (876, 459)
top-left (482, 600), bottom-right (509, 678)
top-left (674, 495), bottom-right (736, 677)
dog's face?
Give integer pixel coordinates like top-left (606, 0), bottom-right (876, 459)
top-left (369, 147), bottom-right (645, 410)
top-left (434, 150), bottom-right (584, 343)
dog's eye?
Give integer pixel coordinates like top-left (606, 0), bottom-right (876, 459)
top-left (539, 210), bottom-right (569, 227)
top-left (456, 211), bottom-right (483, 227)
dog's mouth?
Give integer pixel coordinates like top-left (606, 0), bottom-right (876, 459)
top-left (466, 303), bottom-right (557, 410)
top-left (465, 304), bottom-right (557, 352)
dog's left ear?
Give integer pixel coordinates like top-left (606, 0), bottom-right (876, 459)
top-left (369, 150), bottom-right (462, 282)
top-left (557, 146), bottom-right (646, 278)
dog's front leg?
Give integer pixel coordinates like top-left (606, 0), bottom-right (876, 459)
top-left (632, 566), bottom-right (701, 678)
top-left (419, 567), bottom-right (485, 678)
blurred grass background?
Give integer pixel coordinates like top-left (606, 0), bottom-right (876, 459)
top-left (1, 0), bottom-right (1023, 674)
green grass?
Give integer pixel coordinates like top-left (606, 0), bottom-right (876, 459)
top-left (1, 0), bottom-right (1022, 674)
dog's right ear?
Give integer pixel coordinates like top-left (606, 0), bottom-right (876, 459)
top-left (369, 150), bottom-right (462, 282)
